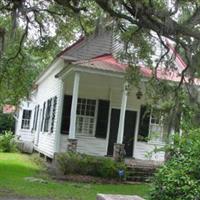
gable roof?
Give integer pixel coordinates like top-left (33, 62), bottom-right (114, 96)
top-left (71, 54), bottom-right (200, 85)
top-left (56, 37), bottom-right (85, 58)
top-left (36, 25), bottom-right (200, 86)
top-left (57, 28), bottom-right (196, 84)
top-left (60, 28), bottom-right (119, 60)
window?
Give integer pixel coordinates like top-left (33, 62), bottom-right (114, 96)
top-left (149, 110), bottom-right (164, 143)
top-left (76, 98), bottom-right (96, 135)
top-left (44, 99), bottom-right (52, 132)
top-left (21, 110), bottom-right (32, 130)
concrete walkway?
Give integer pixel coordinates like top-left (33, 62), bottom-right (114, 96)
top-left (97, 194), bottom-right (144, 200)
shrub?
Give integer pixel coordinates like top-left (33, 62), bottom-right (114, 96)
top-left (0, 130), bottom-right (16, 152)
top-left (0, 112), bottom-right (15, 133)
top-left (56, 152), bottom-right (126, 179)
top-left (150, 129), bottom-right (200, 200)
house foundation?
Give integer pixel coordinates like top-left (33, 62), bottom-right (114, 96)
top-left (113, 143), bottom-right (125, 162)
top-left (67, 138), bottom-right (78, 152)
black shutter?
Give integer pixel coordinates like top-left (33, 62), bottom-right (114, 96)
top-left (41, 102), bottom-right (46, 131)
top-left (95, 100), bottom-right (110, 138)
top-left (61, 95), bottom-right (72, 134)
top-left (44, 99), bottom-right (52, 132)
top-left (35, 105), bottom-right (40, 130)
top-left (51, 96), bottom-right (57, 133)
top-left (32, 106), bottom-right (37, 131)
top-left (138, 105), bottom-right (150, 141)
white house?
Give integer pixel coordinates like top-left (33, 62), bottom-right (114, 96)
top-left (15, 26), bottom-right (188, 161)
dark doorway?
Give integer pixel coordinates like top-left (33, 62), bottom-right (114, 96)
top-left (107, 109), bottom-right (120, 156)
top-left (107, 109), bottom-right (137, 157)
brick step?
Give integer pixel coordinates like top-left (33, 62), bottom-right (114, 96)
top-left (127, 170), bottom-right (156, 176)
top-left (127, 173), bottom-right (154, 178)
top-left (126, 175), bottom-right (153, 182)
top-left (126, 166), bottom-right (157, 182)
top-left (128, 167), bottom-right (156, 172)
top-left (127, 166), bottom-right (157, 170)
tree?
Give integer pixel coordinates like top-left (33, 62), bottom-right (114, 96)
top-left (0, 0), bottom-right (101, 105)
top-left (1, 0), bottom-right (200, 132)
top-left (0, 112), bottom-right (15, 133)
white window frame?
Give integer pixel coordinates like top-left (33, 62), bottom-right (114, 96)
top-left (21, 109), bottom-right (32, 130)
top-left (76, 98), bottom-right (98, 136)
top-left (148, 110), bottom-right (164, 144)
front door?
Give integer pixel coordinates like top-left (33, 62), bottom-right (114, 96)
top-left (107, 109), bottom-right (137, 157)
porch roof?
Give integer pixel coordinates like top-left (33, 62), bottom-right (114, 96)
top-left (69, 54), bottom-right (200, 85)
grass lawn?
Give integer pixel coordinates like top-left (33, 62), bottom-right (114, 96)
top-left (0, 153), bottom-right (149, 200)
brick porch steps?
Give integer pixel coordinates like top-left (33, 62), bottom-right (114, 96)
top-left (126, 167), bottom-right (156, 182)
top-left (125, 159), bottom-right (162, 182)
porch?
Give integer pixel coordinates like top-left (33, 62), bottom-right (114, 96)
top-left (56, 62), bottom-right (165, 161)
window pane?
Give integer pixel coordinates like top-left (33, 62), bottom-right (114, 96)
top-left (76, 98), bottom-right (96, 135)
top-left (149, 109), bottom-right (164, 142)
top-left (21, 110), bottom-right (32, 129)
top-left (82, 99), bottom-right (86, 104)
top-left (77, 104), bottom-right (81, 115)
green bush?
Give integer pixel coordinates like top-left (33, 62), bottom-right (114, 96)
top-left (150, 129), bottom-right (200, 200)
top-left (56, 152), bottom-right (126, 179)
top-left (0, 130), bottom-right (16, 152)
top-left (0, 112), bottom-right (15, 133)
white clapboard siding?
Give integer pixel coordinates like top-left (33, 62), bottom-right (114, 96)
top-left (18, 131), bottom-right (34, 142)
top-left (32, 59), bottom-right (64, 158)
top-left (60, 135), bottom-right (107, 156)
top-left (76, 136), bottom-right (107, 156)
top-left (134, 142), bottom-right (165, 161)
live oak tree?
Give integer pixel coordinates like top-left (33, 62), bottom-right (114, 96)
top-left (1, 0), bottom-right (200, 133)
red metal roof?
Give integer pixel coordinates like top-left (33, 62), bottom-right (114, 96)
top-left (58, 36), bottom-right (199, 85)
top-left (74, 54), bottom-right (200, 85)
top-left (74, 54), bottom-right (126, 73)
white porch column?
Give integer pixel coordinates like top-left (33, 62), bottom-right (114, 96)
top-left (117, 83), bottom-right (128, 144)
top-left (69, 72), bottom-right (80, 139)
top-left (54, 80), bottom-right (64, 153)
top-left (133, 108), bottom-right (141, 157)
